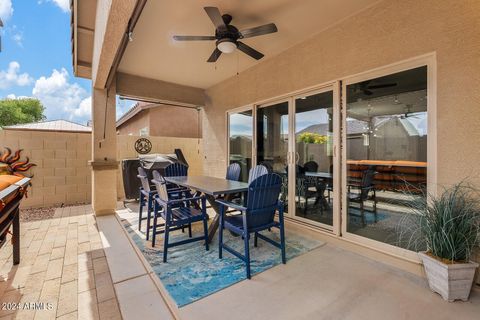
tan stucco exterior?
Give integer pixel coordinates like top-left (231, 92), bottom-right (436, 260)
top-left (117, 105), bottom-right (202, 138)
top-left (203, 0), bottom-right (480, 189)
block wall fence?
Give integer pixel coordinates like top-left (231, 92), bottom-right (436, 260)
top-left (0, 129), bottom-right (203, 208)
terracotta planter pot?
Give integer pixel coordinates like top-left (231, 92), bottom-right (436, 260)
top-left (419, 251), bottom-right (479, 302)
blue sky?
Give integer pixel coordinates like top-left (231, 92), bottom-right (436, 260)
top-left (0, 0), bottom-right (131, 125)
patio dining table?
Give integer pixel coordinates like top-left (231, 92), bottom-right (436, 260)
top-left (164, 175), bottom-right (249, 244)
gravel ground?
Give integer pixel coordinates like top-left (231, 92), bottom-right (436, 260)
top-left (20, 206), bottom-right (56, 222)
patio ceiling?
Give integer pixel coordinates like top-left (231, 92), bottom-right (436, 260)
top-left (117, 0), bottom-right (381, 89)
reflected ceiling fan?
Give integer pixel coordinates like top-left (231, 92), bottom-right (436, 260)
top-left (355, 80), bottom-right (397, 96)
top-left (401, 105), bottom-right (423, 119)
top-left (173, 7), bottom-right (278, 62)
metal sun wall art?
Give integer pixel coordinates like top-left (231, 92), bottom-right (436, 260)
top-left (0, 147), bottom-right (36, 177)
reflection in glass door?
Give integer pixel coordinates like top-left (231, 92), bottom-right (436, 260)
top-left (228, 110), bottom-right (253, 182)
top-left (256, 101), bottom-right (289, 212)
top-left (344, 65), bottom-right (428, 250)
top-left (294, 90), bottom-right (334, 226)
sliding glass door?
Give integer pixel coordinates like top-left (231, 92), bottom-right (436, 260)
top-left (256, 100), bottom-right (290, 213)
top-left (293, 88), bottom-right (337, 229)
top-left (342, 63), bottom-right (431, 253)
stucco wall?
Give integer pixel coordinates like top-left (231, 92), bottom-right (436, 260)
top-left (203, 0), bottom-right (480, 189)
top-left (117, 109), bottom-right (151, 135)
top-left (0, 129), bottom-right (203, 208)
top-left (117, 105), bottom-right (203, 138)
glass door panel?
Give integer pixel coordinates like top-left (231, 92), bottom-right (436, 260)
top-left (344, 66), bottom-right (428, 250)
top-left (256, 101), bottom-right (289, 212)
top-left (294, 90), bottom-right (334, 226)
top-left (228, 110), bottom-right (253, 182)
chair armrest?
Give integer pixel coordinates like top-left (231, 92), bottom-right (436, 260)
top-left (216, 199), bottom-right (247, 212)
top-left (167, 195), bottom-right (204, 205)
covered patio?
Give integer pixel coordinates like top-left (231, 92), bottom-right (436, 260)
top-left (3, 0), bottom-right (475, 318)
top-left (1, 204), bottom-right (478, 319)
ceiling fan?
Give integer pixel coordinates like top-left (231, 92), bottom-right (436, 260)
top-left (355, 80), bottom-right (397, 96)
top-left (173, 7), bottom-right (278, 62)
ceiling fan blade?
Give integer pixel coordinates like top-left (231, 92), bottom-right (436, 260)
top-left (237, 42), bottom-right (264, 60)
top-left (240, 23), bottom-right (278, 38)
top-left (204, 7), bottom-right (227, 30)
top-left (173, 35), bottom-right (216, 41)
top-left (207, 48), bottom-right (222, 63)
top-left (367, 83), bottom-right (397, 89)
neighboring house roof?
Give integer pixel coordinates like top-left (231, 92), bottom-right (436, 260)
top-left (116, 102), bottom-right (156, 128)
top-left (2, 120), bottom-right (92, 133)
top-left (298, 120), bottom-right (367, 136)
top-left (299, 117), bottom-right (421, 137)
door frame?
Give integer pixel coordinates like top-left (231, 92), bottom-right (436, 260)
top-left (290, 82), bottom-right (341, 233)
top-left (340, 53), bottom-right (437, 261)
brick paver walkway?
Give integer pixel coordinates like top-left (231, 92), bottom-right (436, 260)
top-left (0, 205), bottom-right (122, 320)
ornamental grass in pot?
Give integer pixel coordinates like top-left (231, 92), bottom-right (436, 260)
top-left (399, 182), bottom-right (480, 302)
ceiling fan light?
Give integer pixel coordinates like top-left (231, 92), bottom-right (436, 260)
top-left (217, 40), bottom-right (236, 53)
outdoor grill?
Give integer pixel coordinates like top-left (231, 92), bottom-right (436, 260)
top-left (121, 149), bottom-right (188, 200)
top-left (0, 176), bottom-right (30, 265)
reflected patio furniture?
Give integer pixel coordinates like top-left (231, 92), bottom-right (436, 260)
top-left (348, 166), bottom-right (377, 226)
top-left (151, 171), bottom-right (209, 262)
top-left (216, 173), bottom-right (286, 279)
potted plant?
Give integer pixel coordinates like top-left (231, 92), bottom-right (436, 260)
top-left (399, 183), bottom-right (480, 302)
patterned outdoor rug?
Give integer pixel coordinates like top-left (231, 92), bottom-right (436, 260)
top-left (118, 208), bottom-right (324, 307)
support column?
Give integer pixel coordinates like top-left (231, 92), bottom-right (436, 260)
top-left (90, 80), bottom-right (118, 215)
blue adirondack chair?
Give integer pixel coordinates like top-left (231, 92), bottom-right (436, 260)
top-left (248, 165), bottom-right (269, 184)
top-left (151, 171), bottom-right (209, 262)
top-left (165, 162), bottom-right (188, 177)
top-left (226, 163), bottom-right (241, 181)
top-left (137, 167), bottom-right (156, 239)
top-left (216, 173), bottom-right (286, 279)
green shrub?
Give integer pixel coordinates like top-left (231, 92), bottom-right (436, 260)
top-left (398, 183), bottom-right (480, 262)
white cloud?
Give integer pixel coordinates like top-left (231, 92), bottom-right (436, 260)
top-left (0, 61), bottom-right (33, 89)
top-left (4, 93), bottom-right (29, 99)
top-left (39, 0), bottom-right (70, 13)
top-left (11, 30), bottom-right (23, 47)
top-left (74, 96), bottom-right (91, 118)
top-left (0, 0), bottom-right (13, 22)
top-left (32, 68), bottom-right (90, 123)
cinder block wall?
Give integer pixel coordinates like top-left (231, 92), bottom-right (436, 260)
top-left (0, 129), bottom-right (204, 208)
top-left (0, 129), bottom-right (91, 208)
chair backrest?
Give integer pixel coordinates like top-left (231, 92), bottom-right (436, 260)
top-left (360, 166), bottom-right (376, 200)
top-left (165, 163), bottom-right (188, 177)
top-left (151, 170), bottom-right (169, 202)
top-left (259, 161), bottom-right (273, 173)
top-left (303, 161), bottom-right (318, 172)
top-left (248, 165), bottom-right (269, 184)
top-left (226, 163), bottom-right (241, 181)
top-left (137, 167), bottom-right (151, 192)
top-left (246, 173), bottom-right (282, 228)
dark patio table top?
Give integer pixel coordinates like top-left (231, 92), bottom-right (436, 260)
top-left (164, 175), bottom-right (249, 196)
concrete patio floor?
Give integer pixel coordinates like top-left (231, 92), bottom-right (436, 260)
top-left (1, 204), bottom-right (479, 320)
top-left (0, 205), bottom-right (121, 320)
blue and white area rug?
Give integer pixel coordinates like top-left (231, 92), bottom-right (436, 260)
top-left (118, 208), bottom-right (324, 307)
